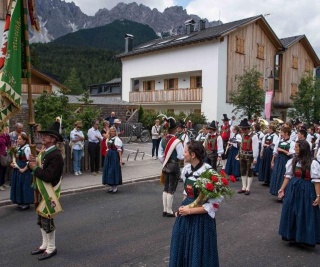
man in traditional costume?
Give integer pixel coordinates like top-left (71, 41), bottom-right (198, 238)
top-left (28, 122), bottom-right (64, 260)
top-left (238, 118), bottom-right (259, 195)
top-left (203, 121), bottom-right (223, 171)
top-left (158, 117), bottom-right (184, 217)
top-left (220, 114), bottom-right (231, 169)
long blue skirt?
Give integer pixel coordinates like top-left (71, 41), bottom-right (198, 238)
top-left (269, 153), bottom-right (290, 195)
top-left (258, 147), bottom-right (273, 183)
top-left (102, 149), bottom-right (122, 186)
top-left (253, 143), bottom-right (262, 173)
top-left (225, 146), bottom-right (240, 177)
top-left (278, 177), bottom-right (320, 246)
top-left (169, 197), bottom-right (219, 267)
top-left (10, 160), bottom-right (34, 205)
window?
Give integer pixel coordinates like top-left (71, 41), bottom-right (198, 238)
top-left (274, 54), bottom-right (282, 91)
top-left (133, 79), bottom-right (139, 91)
top-left (257, 44), bottom-right (264, 59)
top-left (236, 37), bottom-right (245, 54)
top-left (164, 78), bottom-right (178, 90)
top-left (292, 56), bottom-right (298, 69)
top-left (305, 59), bottom-right (313, 72)
top-left (291, 83), bottom-right (298, 96)
top-left (143, 80), bottom-right (155, 91)
top-left (190, 76), bottom-right (202, 88)
top-left (258, 77), bottom-right (264, 90)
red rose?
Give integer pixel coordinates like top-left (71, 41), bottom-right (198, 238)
top-left (211, 175), bottom-right (219, 183)
top-left (205, 183), bottom-right (214, 191)
top-left (220, 170), bottom-right (226, 177)
top-left (213, 203), bottom-right (219, 209)
top-left (221, 178), bottom-right (229, 186)
top-left (229, 175), bottom-right (236, 183)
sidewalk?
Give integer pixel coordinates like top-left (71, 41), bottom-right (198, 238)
top-left (0, 158), bottom-right (162, 207)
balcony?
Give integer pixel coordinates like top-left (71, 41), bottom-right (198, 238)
top-left (129, 88), bottom-right (202, 104)
top-left (21, 84), bottom-right (52, 94)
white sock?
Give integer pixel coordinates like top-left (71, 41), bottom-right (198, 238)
top-left (166, 193), bottom-right (174, 214)
top-left (162, 192), bottom-right (167, 212)
top-left (246, 177), bottom-right (253, 191)
top-left (46, 231), bottom-right (56, 254)
top-left (39, 229), bottom-right (48, 250)
top-left (241, 176), bottom-right (247, 190)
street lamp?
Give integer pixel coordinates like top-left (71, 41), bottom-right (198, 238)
top-left (264, 66), bottom-right (275, 121)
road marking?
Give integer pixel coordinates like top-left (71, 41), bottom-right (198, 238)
top-left (124, 148), bottom-right (152, 157)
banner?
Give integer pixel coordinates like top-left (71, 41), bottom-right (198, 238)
top-left (264, 90), bottom-right (273, 120)
top-left (0, 0), bottom-right (23, 128)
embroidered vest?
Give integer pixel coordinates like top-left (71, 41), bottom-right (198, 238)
top-left (294, 165), bottom-right (311, 180)
top-left (241, 133), bottom-right (253, 151)
top-left (265, 133), bottom-right (275, 145)
top-left (220, 125), bottom-right (230, 141)
top-left (205, 134), bottom-right (218, 151)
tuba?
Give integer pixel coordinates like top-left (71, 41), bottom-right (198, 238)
top-left (257, 117), bottom-right (269, 133)
top-left (273, 118), bottom-right (284, 133)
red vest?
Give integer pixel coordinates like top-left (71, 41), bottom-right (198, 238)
top-left (220, 125), bottom-right (230, 141)
top-left (206, 134), bottom-right (218, 151)
top-left (241, 133), bottom-right (253, 151)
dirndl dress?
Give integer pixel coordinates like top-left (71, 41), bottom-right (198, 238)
top-left (10, 145), bottom-right (34, 205)
top-left (102, 137), bottom-right (122, 186)
top-left (278, 160), bottom-right (320, 246)
top-left (258, 146), bottom-right (273, 183)
top-left (225, 145), bottom-right (240, 177)
top-left (169, 163), bottom-right (219, 267)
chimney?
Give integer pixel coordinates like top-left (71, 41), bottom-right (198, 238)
top-left (198, 19), bottom-right (206, 31)
top-left (185, 19), bottom-right (195, 34)
top-left (125, 33), bottom-right (134, 53)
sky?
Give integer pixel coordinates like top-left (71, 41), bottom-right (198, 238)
top-left (64, 0), bottom-right (320, 57)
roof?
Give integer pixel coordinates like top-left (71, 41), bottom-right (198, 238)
top-left (280, 35), bottom-right (320, 67)
top-left (117, 15), bottom-right (283, 58)
top-left (106, 78), bottom-right (121, 84)
top-left (66, 95), bottom-right (135, 106)
top-left (31, 68), bottom-right (68, 91)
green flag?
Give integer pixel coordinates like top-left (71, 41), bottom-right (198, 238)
top-left (0, 0), bottom-right (24, 128)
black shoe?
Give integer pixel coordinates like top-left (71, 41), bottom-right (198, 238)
top-left (31, 248), bottom-right (45, 255)
top-left (262, 182), bottom-right (269, 186)
top-left (162, 212), bottom-right (167, 217)
top-left (108, 189), bottom-right (113, 193)
top-left (38, 249), bottom-right (57, 261)
top-left (237, 189), bottom-right (246, 194)
top-left (166, 213), bottom-right (175, 217)
top-left (244, 190), bottom-right (250, 195)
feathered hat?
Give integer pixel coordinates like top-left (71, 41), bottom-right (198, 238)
top-left (158, 114), bottom-right (177, 130)
top-left (39, 121), bottom-right (63, 142)
top-left (207, 120), bottom-right (217, 130)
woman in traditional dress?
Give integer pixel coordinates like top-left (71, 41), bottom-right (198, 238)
top-left (278, 140), bottom-right (320, 247)
top-left (10, 133), bottom-right (34, 211)
top-left (225, 126), bottom-right (241, 179)
top-left (269, 126), bottom-right (295, 197)
top-left (169, 140), bottom-right (220, 267)
top-left (252, 124), bottom-right (265, 176)
top-left (258, 124), bottom-right (279, 185)
top-left (102, 127), bottom-right (122, 193)
top-left (101, 120), bottom-right (110, 167)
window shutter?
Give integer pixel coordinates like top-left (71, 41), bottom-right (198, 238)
top-left (164, 79), bottom-right (168, 90)
top-left (174, 78), bottom-right (178, 89)
top-left (151, 80), bottom-right (155, 91)
top-left (143, 81), bottom-right (147, 91)
top-left (190, 76), bottom-right (196, 88)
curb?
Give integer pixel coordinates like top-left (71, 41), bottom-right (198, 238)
top-left (0, 175), bottom-right (160, 208)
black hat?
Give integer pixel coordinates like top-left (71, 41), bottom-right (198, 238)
top-left (207, 120), bottom-right (217, 130)
top-left (293, 118), bottom-right (302, 125)
top-left (162, 117), bottom-right (177, 130)
top-left (222, 114), bottom-right (230, 121)
top-left (312, 119), bottom-right (320, 125)
top-left (239, 118), bottom-right (251, 128)
top-left (176, 120), bottom-right (185, 129)
top-left (39, 121), bottom-right (63, 142)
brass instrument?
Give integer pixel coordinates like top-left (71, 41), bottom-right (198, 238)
top-left (257, 117), bottom-right (269, 133)
top-left (272, 118), bottom-right (284, 133)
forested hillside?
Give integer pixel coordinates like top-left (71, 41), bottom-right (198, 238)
top-left (30, 20), bottom-right (159, 93)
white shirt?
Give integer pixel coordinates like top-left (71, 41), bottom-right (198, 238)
top-left (70, 128), bottom-right (84, 150)
top-left (273, 138), bottom-right (295, 155)
top-left (285, 159), bottom-right (320, 183)
top-left (158, 135), bottom-right (184, 164)
top-left (87, 127), bottom-right (102, 143)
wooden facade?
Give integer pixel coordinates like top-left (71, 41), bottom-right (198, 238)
top-left (273, 41), bottom-right (315, 108)
top-left (226, 21), bottom-right (279, 101)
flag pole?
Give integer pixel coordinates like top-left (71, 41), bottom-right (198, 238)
top-left (22, 0), bottom-right (35, 144)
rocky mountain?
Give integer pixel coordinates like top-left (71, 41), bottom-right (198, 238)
top-left (31, 0), bottom-right (220, 43)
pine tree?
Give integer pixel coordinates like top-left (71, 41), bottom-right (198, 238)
top-left (64, 68), bottom-right (84, 95)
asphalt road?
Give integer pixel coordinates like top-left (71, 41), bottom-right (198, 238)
top-left (0, 179), bottom-right (319, 267)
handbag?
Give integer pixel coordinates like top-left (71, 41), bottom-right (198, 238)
top-left (160, 171), bottom-right (165, 184)
top-left (0, 153), bottom-right (12, 167)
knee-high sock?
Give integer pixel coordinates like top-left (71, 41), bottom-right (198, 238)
top-left (166, 193), bottom-right (174, 214)
top-left (162, 192), bottom-right (167, 212)
top-left (222, 159), bottom-right (227, 169)
top-left (46, 231), bottom-right (56, 253)
top-left (39, 229), bottom-right (48, 250)
top-left (241, 176), bottom-right (247, 191)
top-left (246, 177), bottom-right (253, 191)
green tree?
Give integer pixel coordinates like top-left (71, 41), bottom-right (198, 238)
top-left (288, 75), bottom-right (320, 124)
top-left (229, 67), bottom-right (264, 119)
top-left (63, 68), bottom-right (83, 95)
top-left (138, 105), bottom-right (144, 122)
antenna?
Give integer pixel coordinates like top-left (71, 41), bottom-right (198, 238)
top-left (218, 10), bottom-right (221, 25)
top-left (263, 13), bottom-right (270, 17)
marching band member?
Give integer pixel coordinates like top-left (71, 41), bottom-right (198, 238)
top-left (252, 124), bottom-right (265, 176)
top-left (220, 114), bottom-right (231, 170)
top-left (196, 125), bottom-right (208, 144)
top-left (225, 126), bottom-right (241, 179)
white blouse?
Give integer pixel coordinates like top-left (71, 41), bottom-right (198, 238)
top-left (181, 163), bottom-right (224, 219)
top-left (284, 158), bottom-right (320, 183)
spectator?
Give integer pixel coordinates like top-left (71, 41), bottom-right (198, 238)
top-left (102, 127), bottom-right (123, 193)
top-left (9, 123), bottom-right (25, 146)
top-left (105, 111), bottom-right (117, 126)
top-left (0, 126), bottom-right (10, 191)
top-left (34, 124), bottom-right (43, 153)
top-left (87, 120), bottom-right (103, 175)
top-left (10, 133), bottom-right (33, 211)
top-left (113, 119), bottom-right (122, 136)
top-left (70, 121), bottom-right (85, 176)
top-left (151, 119), bottom-right (161, 159)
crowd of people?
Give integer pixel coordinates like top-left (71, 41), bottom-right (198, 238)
top-left (1, 111), bottom-right (320, 264)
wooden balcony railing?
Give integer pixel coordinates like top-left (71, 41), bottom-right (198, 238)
top-left (129, 88), bottom-right (202, 103)
top-left (21, 84), bottom-right (52, 94)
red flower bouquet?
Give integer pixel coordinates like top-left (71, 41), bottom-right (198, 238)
top-left (188, 169), bottom-right (235, 208)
